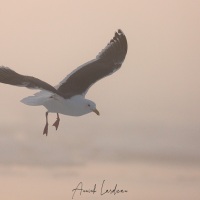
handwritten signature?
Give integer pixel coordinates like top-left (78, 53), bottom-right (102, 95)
top-left (72, 180), bottom-right (128, 199)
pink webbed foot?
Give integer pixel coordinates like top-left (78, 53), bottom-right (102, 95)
top-left (52, 113), bottom-right (60, 131)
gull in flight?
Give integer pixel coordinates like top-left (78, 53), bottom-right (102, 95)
top-left (0, 29), bottom-right (128, 135)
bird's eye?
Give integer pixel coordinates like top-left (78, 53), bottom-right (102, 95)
top-left (88, 104), bottom-right (90, 107)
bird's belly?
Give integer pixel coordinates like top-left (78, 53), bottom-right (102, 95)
top-left (42, 98), bottom-right (85, 116)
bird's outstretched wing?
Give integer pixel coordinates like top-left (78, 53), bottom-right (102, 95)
top-left (0, 66), bottom-right (60, 95)
top-left (57, 29), bottom-right (128, 98)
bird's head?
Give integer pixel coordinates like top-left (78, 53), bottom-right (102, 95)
top-left (85, 99), bottom-right (100, 116)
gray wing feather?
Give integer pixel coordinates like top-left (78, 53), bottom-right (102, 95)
top-left (57, 29), bottom-right (128, 98)
top-left (0, 67), bottom-right (61, 95)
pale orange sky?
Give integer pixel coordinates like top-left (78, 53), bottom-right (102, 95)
top-left (0, 0), bottom-right (200, 199)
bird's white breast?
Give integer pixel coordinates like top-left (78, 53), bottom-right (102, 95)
top-left (42, 95), bottom-right (89, 116)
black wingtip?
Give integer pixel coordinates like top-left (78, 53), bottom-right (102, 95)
top-left (118, 29), bottom-right (124, 34)
top-left (96, 29), bottom-right (128, 63)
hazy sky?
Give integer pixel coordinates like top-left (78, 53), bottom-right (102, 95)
top-left (0, 0), bottom-right (199, 166)
top-left (0, 0), bottom-right (200, 199)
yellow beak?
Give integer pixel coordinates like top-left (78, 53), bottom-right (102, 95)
top-left (93, 108), bottom-right (100, 116)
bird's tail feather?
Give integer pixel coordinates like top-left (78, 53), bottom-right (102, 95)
top-left (21, 95), bottom-right (48, 106)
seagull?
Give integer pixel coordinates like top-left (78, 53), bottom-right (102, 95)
top-left (0, 29), bottom-right (128, 135)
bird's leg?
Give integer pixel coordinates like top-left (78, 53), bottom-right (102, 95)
top-left (43, 112), bottom-right (49, 136)
top-left (52, 113), bottom-right (60, 131)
